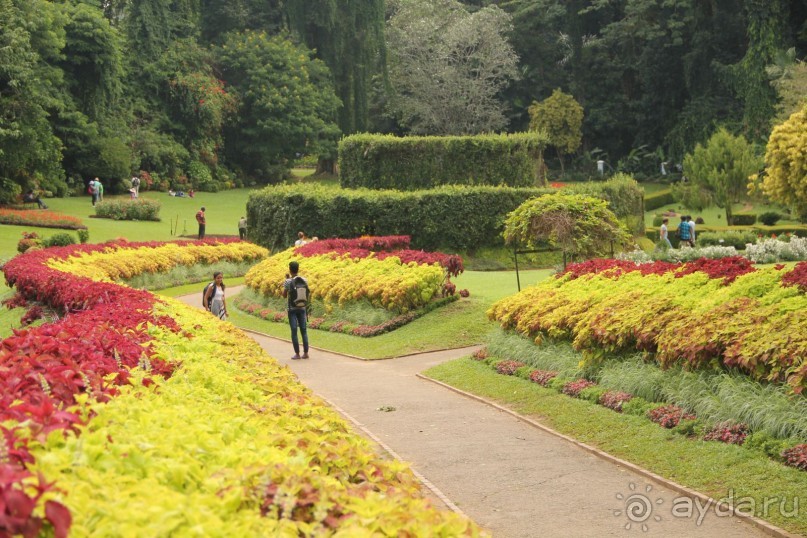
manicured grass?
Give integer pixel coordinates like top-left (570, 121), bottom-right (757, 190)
top-left (425, 358), bottom-right (807, 535)
top-left (644, 200), bottom-right (799, 229)
top-left (230, 295), bottom-right (492, 359)
top-left (453, 268), bottom-right (553, 303)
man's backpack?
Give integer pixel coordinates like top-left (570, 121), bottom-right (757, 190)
top-left (289, 276), bottom-right (309, 309)
top-left (203, 282), bottom-right (214, 309)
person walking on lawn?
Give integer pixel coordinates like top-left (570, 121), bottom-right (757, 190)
top-left (196, 206), bottom-right (206, 240)
top-left (283, 261), bottom-right (310, 360)
top-left (677, 215), bottom-right (692, 247)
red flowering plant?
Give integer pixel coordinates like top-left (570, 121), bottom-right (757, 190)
top-left (647, 405), bottom-right (696, 428)
top-left (599, 391), bottom-right (633, 412)
top-left (494, 360), bottom-right (525, 375)
top-left (674, 256), bottom-right (755, 285)
top-left (782, 444), bottom-right (807, 471)
top-left (529, 370), bottom-right (558, 386)
top-left (781, 261), bottom-right (807, 293)
top-left (562, 379), bottom-right (596, 397)
top-left (703, 422), bottom-right (749, 445)
top-left (0, 209), bottom-right (85, 230)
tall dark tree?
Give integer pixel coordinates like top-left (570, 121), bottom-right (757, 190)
top-left (286, 0), bottom-right (386, 136)
top-left (733, 0), bottom-right (789, 140)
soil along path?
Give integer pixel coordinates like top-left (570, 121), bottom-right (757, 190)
top-left (176, 293), bottom-right (771, 537)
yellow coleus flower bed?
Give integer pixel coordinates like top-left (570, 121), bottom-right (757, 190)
top-left (47, 240), bottom-right (269, 281)
top-left (246, 248), bottom-right (445, 313)
top-left (25, 242), bottom-right (482, 536)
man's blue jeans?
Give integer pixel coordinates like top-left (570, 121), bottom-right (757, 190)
top-left (288, 308), bottom-right (309, 355)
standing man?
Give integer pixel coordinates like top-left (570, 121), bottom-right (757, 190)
top-left (688, 216), bottom-right (696, 247)
top-left (196, 206), bottom-right (206, 240)
top-left (677, 215), bottom-right (691, 247)
top-left (283, 261), bottom-right (310, 360)
top-left (97, 179), bottom-right (104, 202)
top-left (659, 218), bottom-right (672, 249)
top-left (131, 176), bottom-right (140, 198)
top-left (238, 216), bottom-right (247, 240)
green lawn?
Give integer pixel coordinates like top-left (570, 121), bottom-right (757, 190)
top-left (643, 198), bottom-right (799, 229)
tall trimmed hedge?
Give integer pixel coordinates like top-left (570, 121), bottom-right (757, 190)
top-left (338, 132), bottom-right (548, 190)
top-left (248, 184), bottom-right (553, 252)
top-left (247, 177), bottom-right (645, 252)
top-left (644, 189), bottom-right (674, 211)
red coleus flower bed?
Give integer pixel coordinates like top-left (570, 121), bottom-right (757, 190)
top-left (599, 391), bottom-right (633, 412)
top-left (562, 259), bottom-right (680, 280)
top-left (781, 261), bottom-right (807, 293)
top-left (0, 208), bottom-right (86, 230)
top-left (295, 235), bottom-right (465, 278)
top-left (562, 379), bottom-right (596, 397)
top-left (563, 257), bottom-right (756, 285)
top-left (782, 444), bottom-right (807, 471)
top-left (674, 256), bottom-right (755, 284)
top-left (528, 370), bottom-right (558, 386)
top-left (647, 404), bottom-right (696, 428)
top-left (703, 423), bottom-right (749, 445)
top-left (295, 235), bottom-right (412, 255)
top-left (0, 240), bottom-right (206, 535)
top-left (494, 360), bottom-right (525, 376)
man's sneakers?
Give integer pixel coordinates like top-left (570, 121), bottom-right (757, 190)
top-left (302, 353), bottom-right (309, 359)
top-left (291, 354), bottom-right (301, 360)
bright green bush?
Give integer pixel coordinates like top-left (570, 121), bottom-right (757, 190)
top-left (42, 233), bottom-right (76, 248)
top-left (338, 132), bottom-right (548, 190)
top-left (95, 198), bottom-right (161, 221)
top-left (732, 213), bottom-right (758, 225)
top-left (644, 189), bottom-right (675, 211)
top-left (759, 211), bottom-right (783, 226)
top-left (696, 230), bottom-right (758, 249)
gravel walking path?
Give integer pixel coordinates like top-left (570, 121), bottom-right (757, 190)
top-left (177, 290), bottom-right (779, 537)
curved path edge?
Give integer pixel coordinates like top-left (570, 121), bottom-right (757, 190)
top-left (417, 373), bottom-right (798, 538)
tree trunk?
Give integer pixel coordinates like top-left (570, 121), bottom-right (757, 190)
top-left (725, 206), bottom-right (733, 226)
top-left (316, 158), bottom-right (337, 175)
top-left (556, 147), bottom-right (565, 176)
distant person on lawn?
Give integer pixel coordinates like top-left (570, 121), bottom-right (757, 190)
top-left (196, 206), bottom-right (206, 240)
top-left (23, 190), bottom-right (47, 209)
top-left (238, 216), bottom-right (247, 240)
top-left (130, 176), bottom-right (140, 198)
top-left (294, 231), bottom-right (308, 247)
top-left (677, 216), bottom-right (692, 247)
top-left (659, 218), bottom-right (672, 249)
top-left (687, 215), bottom-right (696, 245)
top-left (89, 178), bottom-right (100, 206)
top-left (283, 261), bottom-right (310, 360)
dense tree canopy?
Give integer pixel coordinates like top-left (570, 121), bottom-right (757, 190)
top-left (385, 0), bottom-right (519, 135)
top-left (680, 128), bottom-right (761, 224)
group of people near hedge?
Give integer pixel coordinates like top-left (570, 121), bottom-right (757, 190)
top-left (659, 215), bottom-right (696, 249)
top-left (203, 260), bottom-right (310, 360)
